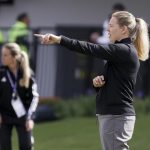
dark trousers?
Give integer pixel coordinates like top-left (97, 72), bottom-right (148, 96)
top-left (0, 116), bottom-right (33, 150)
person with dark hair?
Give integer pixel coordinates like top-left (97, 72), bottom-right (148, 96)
top-left (35, 11), bottom-right (149, 150)
top-left (0, 43), bottom-right (39, 150)
top-left (17, 13), bottom-right (29, 22)
top-left (8, 13), bottom-right (30, 54)
top-left (112, 3), bottom-right (126, 12)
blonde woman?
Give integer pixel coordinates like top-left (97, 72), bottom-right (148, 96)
top-left (0, 43), bottom-right (39, 150)
top-left (35, 11), bottom-right (149, 150)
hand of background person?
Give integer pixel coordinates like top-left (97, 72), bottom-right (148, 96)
top-left (90, 32), bottom-right (100, 43)
top-left (93, 75), bottom-right (105, 88)
top-left (26, 119), bottom-right (34, 131)
top-left (34, 33), bottom-right (61, 44)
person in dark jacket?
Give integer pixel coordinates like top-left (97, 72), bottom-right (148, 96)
top-left (0, 43), bottom-right (39, 150)
top-left (34, 11), bottom-right (149, 150)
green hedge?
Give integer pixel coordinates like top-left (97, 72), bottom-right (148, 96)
top-left (39, 96), bottom-right (150, 119)
top-left (54, 96), bottom-right (96, 118)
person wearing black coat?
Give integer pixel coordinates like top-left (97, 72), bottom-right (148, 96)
top-left (34, 11), bottom-right (149, 150)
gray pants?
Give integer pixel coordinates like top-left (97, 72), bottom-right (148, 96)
top-left (97, 115), bottom-right (135, 150)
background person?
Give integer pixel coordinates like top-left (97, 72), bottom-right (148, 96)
top-left (0, 43), bottom-right (39, 150)
top-left (8, 13), bottom-right (30, 55)
top-left (0, 30), bottom-right (5, 47)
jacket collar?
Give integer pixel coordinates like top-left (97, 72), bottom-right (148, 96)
top-left (115, 38), bottom-right (132, 44)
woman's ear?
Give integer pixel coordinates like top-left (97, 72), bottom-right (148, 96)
top-left (121, 26), bottom-right (129, 35)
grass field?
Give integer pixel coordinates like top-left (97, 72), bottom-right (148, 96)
top-left (12, 115), bottom-right (150, 150)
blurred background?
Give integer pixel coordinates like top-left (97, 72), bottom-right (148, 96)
top-left (0, 0), bottom-right (150, 150)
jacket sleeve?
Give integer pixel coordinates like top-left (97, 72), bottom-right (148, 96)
top-left (26, 77), bottom-right (39, 120)
top-left (60, 36), bottom-right (130, 62)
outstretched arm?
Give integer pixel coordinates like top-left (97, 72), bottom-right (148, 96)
top-left (34, 33), bottom-right (128, 62)
top-left (34, 34), bottom-right (61, 44)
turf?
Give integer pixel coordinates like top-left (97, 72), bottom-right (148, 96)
top-left (12, 115), bottom-right (150, 150)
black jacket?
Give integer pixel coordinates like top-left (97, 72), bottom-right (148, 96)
top-left (0, 66), bottom-right (39, 120)
top-left (60, 36), bottom-right (140, 115)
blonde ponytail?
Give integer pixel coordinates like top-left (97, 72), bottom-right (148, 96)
top-left (134, 18), bottom-right (149, 61)
top-left (19, 51), bottom-right (31, 88)
top-left (112, 11), bottom-right (149, 61)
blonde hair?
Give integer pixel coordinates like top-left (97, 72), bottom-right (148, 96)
top-left (112, 11), bottom-right (149, 61)
top-left (3, 43), bottom-right (31, 88)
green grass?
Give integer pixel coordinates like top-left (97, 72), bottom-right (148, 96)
top-left (12, 115), bottom-right (150, 150)
top-left (130, 115), bottom-right (150, 150)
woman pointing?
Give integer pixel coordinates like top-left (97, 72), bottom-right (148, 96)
top-left (34, 11), bottom-right (149, 150)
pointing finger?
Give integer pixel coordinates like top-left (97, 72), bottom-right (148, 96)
top-left (34, 34), bottom-right (44, 38)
